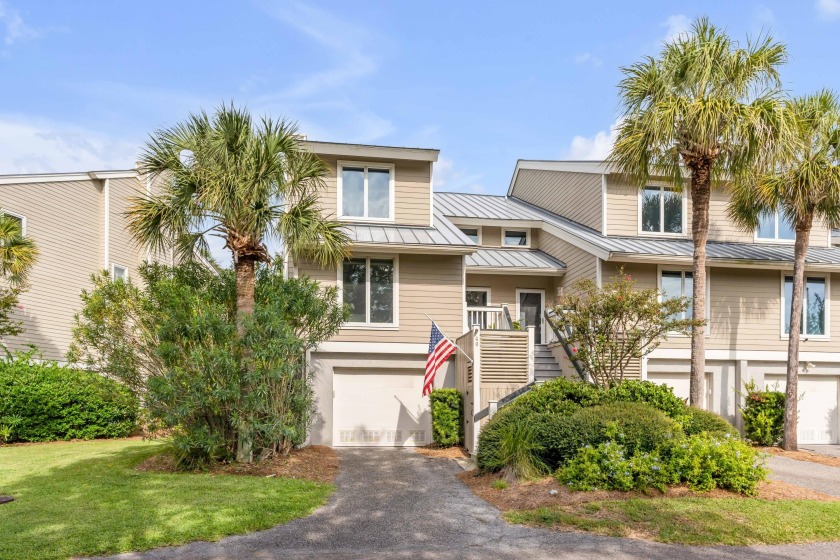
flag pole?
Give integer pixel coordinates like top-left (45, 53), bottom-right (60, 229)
top-left (424, 313), bottom-right (473, 363)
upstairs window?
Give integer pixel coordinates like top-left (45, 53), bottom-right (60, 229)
top-left (503, 229), bottom-right (529, 247)
top-left (784, 275), bottom-right (827, 336)
top-left (339, 163), bottom-right (394, 221)
top-left (342, 257), bottom-right (396, 325)
top-left (459, 227), bottom-right (480, 244)
top-left (757, 207), bottom-right (795, 241)
top-left (641, 186), bottom-right (683, 234)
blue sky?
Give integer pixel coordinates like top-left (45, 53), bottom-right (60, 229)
top-left (1, 1), bottom-right (840, 196)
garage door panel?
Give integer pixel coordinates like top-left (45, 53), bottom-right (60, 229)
top-left (334, 371), bottom-right (432, 447)
top-left (765, 375), bottom-right (838, 444)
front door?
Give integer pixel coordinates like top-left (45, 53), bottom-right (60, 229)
top-left (517, 289), bottom-right (545, 343)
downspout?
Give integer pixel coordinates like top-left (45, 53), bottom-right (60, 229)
top-left (103, 178), bottom-right (110, 272)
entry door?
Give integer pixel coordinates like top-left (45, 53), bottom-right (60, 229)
top-left (517, 289), bottom-right (545, 343)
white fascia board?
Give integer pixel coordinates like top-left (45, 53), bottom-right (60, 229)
top-left (350, 242), bottom-right (476, 255)
top-left (446, 216), bottom-right (543, 229)
top-left (609, 253), bottom-right (840, 272)
top-left (649, 347), bottom-right (840, 363)
top-left (540, 222), bottom-right (611, 260)
top-left (466, 266), bottom-right (566, 276)
top-left (304, 141), bottom-right (439, 162)
top-left (88, 170), bottom-right (138, 180)
top-left (315, 342), bottom-right (428, 354)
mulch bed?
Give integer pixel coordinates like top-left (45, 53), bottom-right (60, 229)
top-left (457, 470), bottom-right (839, 511)
top-left (761, 446), bottom-right (840, 469)
top-left (137, 445), bottom-right (339, 484)
top-left (414, 445), bottom-right (470, 460)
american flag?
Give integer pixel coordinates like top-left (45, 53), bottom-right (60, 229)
top-left (424, 322), bottom-right (458, 396)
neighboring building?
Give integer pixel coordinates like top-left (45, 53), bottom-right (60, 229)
top-left (1, 170), bottom-right (151, 360)
top-left (4, 141), bottom-right (840, 450)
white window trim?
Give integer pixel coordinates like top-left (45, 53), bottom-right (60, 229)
top-left (656, 265), bottom-right (711, 337)
top-left (755, 208), bottom-right (796, 244)
top-left (502, 228), bottom-right (531, 248)
top-left (111, 264), bottom-right (129, 281)
top-left (336, 161), bottom-right (396, 223)
top-left (459, 226), bottom-right (482, 245)
top-left (0, 209), bottom-right (26, 235)
top-left (337, 255), bottom-right (399, 329)
top-left (637, 185), bottom-right (687, 238)
top-left (780, 271), bottom-right (830, 340)
top-left (515, 288), bottom-right (545, 344)
top-left (466, 287), bottom-right (491, 306)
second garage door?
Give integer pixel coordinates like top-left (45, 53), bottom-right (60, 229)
top-left (765, 375), bottom-right (839, 444)
top-left (333, 370), bottom-right (432, 447)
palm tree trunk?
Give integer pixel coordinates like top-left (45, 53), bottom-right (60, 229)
top-left (234, 257), bottom-right (257, 463)
top-left (689, 164), bottom-right (711, 408)
top-left (783, 216), bottom-right (812, 451)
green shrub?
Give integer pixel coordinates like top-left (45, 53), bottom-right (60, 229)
top-left (497, 414), bottom-right (548, 479)
top-left (561, 402), bottom-right (682, 458)
top-left (512, 377), bottom-right (601, 413)
top-left (429, 388), bottom-right (462, 447)
top-left (602, 380), bottom-right (687, 419)
top-left (558, 441), bottom-right (635, 491)
top-left (681, 407), bottom-right (739, 438)
top-left (660, 433), bottom-right (767, 495)
top-left (476, 406), bottom-right (533, 472)
top-left (530, 412), bottom-right (578, 470)
top-left (740, 381), bottom-right (785, 446)
top-left (0, 355), bottom-right (139, 442)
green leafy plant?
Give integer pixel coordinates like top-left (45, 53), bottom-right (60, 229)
top-left (497, 415), bottom-right (548, 480)
top-left (511, 377), bottom-right (601, 413)
top-left (492, 479), bottom-right (508, 490)
top-left (558, 441), bottom-right (635, 491)
top-left (0, 354), bottom-right (139, 442)
top-left (602, 380), bottom-right (687, 419)
top-left (739, 380), bottom-right (785, 446)
top-left (681, 407), bottom-right (739, 438)
top-left (429, 388), bottom-right (462, 447)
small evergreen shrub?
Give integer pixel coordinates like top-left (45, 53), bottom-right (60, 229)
top-left (0, 355), bottom-right (139, 442)
top-left (530, 412), bottom-right (578, 470)
top-left (558, 441), bottom-right (635, 491)
top-left (429, 388), bottom-right (462, 447)
top-left (740, 381), bottom-right (785, 446)
top-left (681, 407), bottom-right (739, 438)
top-left (602, 380), bottom-right (687, 419)
top-left (512, 377), bottom-right (601, 413)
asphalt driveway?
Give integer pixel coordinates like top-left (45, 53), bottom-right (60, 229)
top-left (106, 448), bottom-right (840, 560)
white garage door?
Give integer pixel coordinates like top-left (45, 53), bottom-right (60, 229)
top-left (765, 375), bottom-right (839, 444)
top-left (333, 370), bottom-right (432, 447)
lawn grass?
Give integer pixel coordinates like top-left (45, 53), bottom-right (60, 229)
top-left (0, 439), bottom-right (334, 560)
top-left (505, 498), bottom-right (840, 545)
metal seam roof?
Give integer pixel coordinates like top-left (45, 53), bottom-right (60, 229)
top-left (466, 248), bottom-right (565, 270)
top-left (339, 209), bottom-right (474, 247)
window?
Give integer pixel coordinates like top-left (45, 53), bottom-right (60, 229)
top-left (338, 163), bottom-right (394, 221)
top-left (342, 257), bottom-right (396, 325)
top-left (503, 229), bottom-right (529, 246)
top-left (660, 270), bottom-right (694, 320)
top-left (1, 210), bottom-right (25, 235)
top-left (111, 265), bottom-right (128, 281)
top-left (459, 227), bottom-right (481, 244)
top-left (641, 186), bottom-right (683, 234)
top-left (783, 275), bottom-right (827, 336)
top-left (757, 207), bottom-right (795, 241)
top-left (466, 288), bottom-right (490, 307)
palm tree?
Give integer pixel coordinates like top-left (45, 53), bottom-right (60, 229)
top-left (128, 104), bottom-right (350, 461)
top-left (609, 17), bottom-right (790, 407)
top-left (729, 91), bottom-right (840, 451)
top-left (0, 214), bottom-right (38, 286)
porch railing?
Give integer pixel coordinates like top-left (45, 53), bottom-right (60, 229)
top-left (467, 304), bottom-right (513, 331)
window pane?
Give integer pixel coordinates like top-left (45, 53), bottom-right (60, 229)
top-left (661, 271), bottom-right (683, 320)
top-left (504, 230), bottom-right (528, 246)
top-left (684, 271), bottom-right (693, 319)
top-left (757, 210), bottom-right (775, 239)
top-left (641, 188), bottom-right (661, 232)
top-left (369, 259), bottom-right (394, 323)
top-left (663, 189), bottom-right (682, 233)
top-left (784, 276), bottom-right (793, 334)
top-left (466, 290), bottom-right (487, 306)
top-left (778, 212), bottom-right (796, 241)
top-left (343, 259), bottom-right (367, 322)
top-left (460, 228), bottom-right (479, 243)
top-left (806, 277), bottom-right (826, 335)
top-left (342, 168), bottom-right (365, 217)
top-left (367, 169), bottom-right (390, 219)
top-left (113, 266), bottom-right (127, 281)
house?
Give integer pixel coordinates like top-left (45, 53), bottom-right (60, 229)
top-left (3, 140), bottom-right (840, 451)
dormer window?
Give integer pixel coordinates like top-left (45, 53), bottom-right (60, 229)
top-left (459, 227), bottom-right (481, 244)
top-left (640, 186), bottom-right (683, 235)
top-left (757, 206), bottom-right (795, 241)
top-left (503, 229), bottom-right (529, 247)
top-left (338, 162), bottom-right (394, 221)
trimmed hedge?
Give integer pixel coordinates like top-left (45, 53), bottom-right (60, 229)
top-left (681, 407), bottom-right (738, 437)
top-left (429, 388), bottom-right (463, 447)
top-left (601, 380), bottom-right (687, 419)
top-left (0, 357), bottom-right (139, 442)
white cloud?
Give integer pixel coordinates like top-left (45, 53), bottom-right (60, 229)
top-left (433, 156), bottom-right (485, 194)
top-left (817, 0), bottom-right (840, 20)
top-left (0, 0), bottom-right (38, 46)
top-left (0, 115), bottom-right (138, 174)
top-left (564, 120), bottom-right (621, 160)
top-left (662, 14), bottom-right (691, 42)
top-left (573, 52), bottom-right (603, 67)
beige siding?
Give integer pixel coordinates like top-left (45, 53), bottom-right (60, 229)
top-left (298, 252), bottom-right (464, 343)
top-left (466, 273), bottom-right (556, 309)
top-left (314, 155), bottom-right (431, 227)
top-left (473, 226), bottom-right (537, 249)
top-left (108, 178), bottom-right (148, 280)
top-left (605, 174), bottom-right (831, 247)
top-left (513, 169), bottom-right (602, 231)
top-left (539, 231), bottom-right (598, 290)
